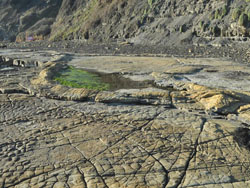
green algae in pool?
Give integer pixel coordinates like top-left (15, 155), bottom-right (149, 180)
top-left (54, 66), bottom-right (110, 91)
top-left (54, 66), bottom-right (153, 91)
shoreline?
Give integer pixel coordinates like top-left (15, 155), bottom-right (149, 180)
top-left (1, 44), bottom-right (250, 187)
top-left (1, 40), bottom-right (249, 64)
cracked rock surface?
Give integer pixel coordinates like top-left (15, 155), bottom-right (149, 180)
top-left (1, 49), bottom-right (250, 188)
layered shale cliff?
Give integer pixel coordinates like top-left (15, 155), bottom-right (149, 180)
top-left (0, 0), bottom-right (249, 45)
top-left (0, 0), bottom-right (62, 41)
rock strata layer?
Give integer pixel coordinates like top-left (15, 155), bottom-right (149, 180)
top-left (0, 49), bottom-right (250, 187)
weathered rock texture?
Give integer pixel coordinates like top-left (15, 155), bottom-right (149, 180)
top-left (51, 0), bottom-right (250, 45)
top-left (1, 49), bottom-right (250, 187)
top-left (0, 0), bottom-right (62, 41)
top-left (0, 0), bottom-right (249, 44)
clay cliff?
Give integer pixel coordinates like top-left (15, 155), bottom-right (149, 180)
top-left (0, 0), bottom-right (249, 45)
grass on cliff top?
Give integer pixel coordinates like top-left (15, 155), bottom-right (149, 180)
top-left (54, 66), bottom-right (110, 91)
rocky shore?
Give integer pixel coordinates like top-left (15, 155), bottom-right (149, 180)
top-left (2, 40), bottom-right (250, 64)
top-left (0, 44), bottom-right (250, 187)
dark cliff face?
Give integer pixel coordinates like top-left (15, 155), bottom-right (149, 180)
top-left (0, 0), bottom-right (62, 41)
top-left (0, 0), bottom-right (249, 45)
top-left (58, 0), bottom-right (86, 15)
top-left (50, 0), bottom-right (87, 39)
top-left (50, 0), bottom-right (250, 45)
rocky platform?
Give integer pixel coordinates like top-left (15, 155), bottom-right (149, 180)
top-left (1, 48), bottom-right (250, 188)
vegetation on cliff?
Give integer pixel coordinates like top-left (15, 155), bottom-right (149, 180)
top-left (0, 0), bottom-right (249, 44)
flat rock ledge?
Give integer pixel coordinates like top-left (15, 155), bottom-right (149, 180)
top-left (1, 52), bottom-right (250, 188)
top-left (22, 62), bottom-right (250, 122)
top-left (22, 62), bottom-right (173, 106)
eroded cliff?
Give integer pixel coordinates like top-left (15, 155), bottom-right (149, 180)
top-left (0, 0), bottom-right (249, 45)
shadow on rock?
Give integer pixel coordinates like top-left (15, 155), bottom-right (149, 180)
top-left (233, 127), bottom-right (250, 150)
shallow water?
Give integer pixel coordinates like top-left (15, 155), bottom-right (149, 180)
top-left (91, 71), bottom-right (154, 91)
top-left (54, 66), bottom-right (154, 91)
top-left (0, 67), bottom-right (15, 71)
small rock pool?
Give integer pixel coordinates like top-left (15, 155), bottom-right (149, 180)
top-left (53, 66), bottom-right (154, 91)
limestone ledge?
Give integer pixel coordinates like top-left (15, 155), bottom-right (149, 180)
top-left (1, 56), bottom-right (250, 188)
top-left (18, 62), bottom-right (250, 123)
top-left (25, 62), bottom-right (173, 105)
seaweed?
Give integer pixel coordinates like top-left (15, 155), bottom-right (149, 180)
top-left (54, 66), bottom-right (110, 91)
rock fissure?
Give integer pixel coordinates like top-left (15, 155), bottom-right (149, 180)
top-left (90, 120), bottom-right (152, 160)
top-left (1, 49), bottom-right (250, 187)
top-left (135, 145), bottom-right (169, 188)
top-left (4, 167), bottom-right (57, 188)
top-left (62, 131), bottom-right (109, 187)
top-left (76, 166), bottom-right (88, 188)
top-left (175, 118), bottom-right (207, 188)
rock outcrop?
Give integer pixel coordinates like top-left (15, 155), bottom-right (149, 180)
top-left (0, 0), bottom-right (62, 41)
top-left (1, 49), bottom-right (250, 187)
top-left (0, 0), bottom-right (249, 45)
